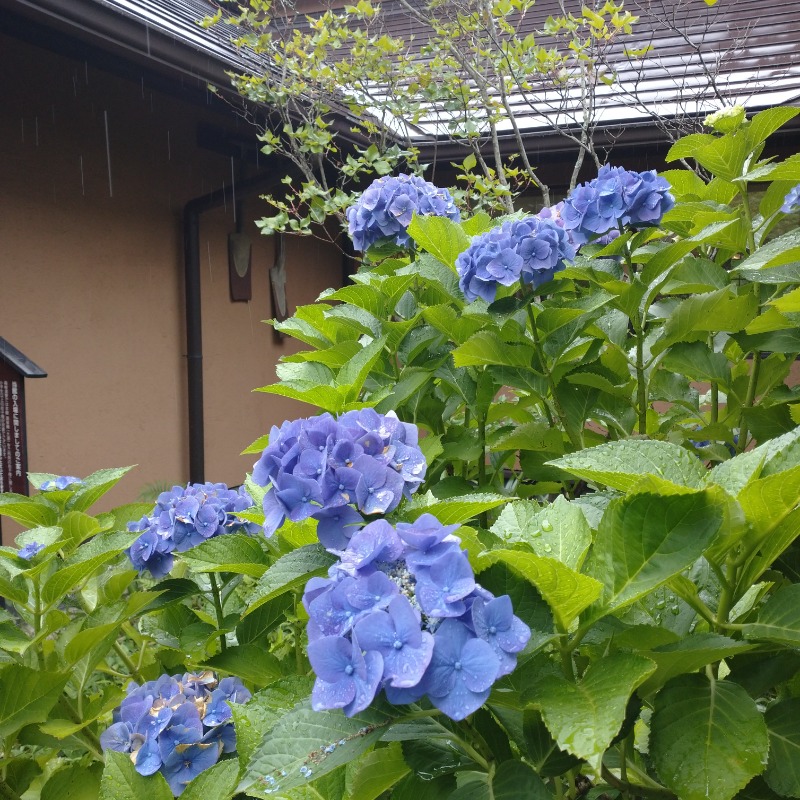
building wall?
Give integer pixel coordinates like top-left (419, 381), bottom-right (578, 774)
top-left (0, 33), bottom-right (343, 539)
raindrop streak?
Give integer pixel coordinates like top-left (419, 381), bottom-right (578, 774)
top-left (145, 24), bottom-right (151, 55)
top-left (79, 156), bottom-right (85, 196)
top-left (207, 241), bottom-right (214, 283)
top-left (167, 130), bottom-right (171, 161)
top-left (72, 74), bottom-right (78, 97)
top-left (141, 77), bottom-right (145, 99)
top-left (84, 60), bottom-right (89, 84)
top-left (222, 180), bottom-right (227, 214)
top-left (231, 157), bottom-right (237, 224)
top-left (103, 110), bottom-right (113, 198)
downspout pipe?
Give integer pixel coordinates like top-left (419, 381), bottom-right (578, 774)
top-left (181, 168), bottom-right (293, 484)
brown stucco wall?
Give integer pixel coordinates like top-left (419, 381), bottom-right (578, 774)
top-left (0, 33), bottom-right (343, 539)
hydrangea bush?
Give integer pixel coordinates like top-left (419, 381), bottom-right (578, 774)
top-left (5, 109), bottom-right (800, 800)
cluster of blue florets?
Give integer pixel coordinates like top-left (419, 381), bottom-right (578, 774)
top-left (40, 475), bottom-right (83, 491)
top-left (251, 410), bottom-right (426, 545)
top-left (455, 215), bottom-right (576, 303)
top-left (100, 672), bottom-right (250, 796)
top-left (782, 184), bottom-right (800, 214)
top-left (126, 483), bottom-right (257, 579)
top-left (346, 174), bottom-right (461, 252)
top-left (560, 165), bottom-right (675, 245)
top-left (17, 541), bottom-right (45, 560)
top-left (302, 514), bottom-right (530, 721)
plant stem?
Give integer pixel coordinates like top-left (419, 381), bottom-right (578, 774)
top-left (559, 641), bottom-right (576, 681)
top-left (710, 382), bottom-right (719, 424)
top-left (209, 573), bottom-right (228, 653)
top-left (60, 695), bottom-right (104, 759)
top-left (736, 352), bottom-right (761, 453)
top-left (113, 641), bottom-right (144, 683)
top-left (525, 302), bottom-right (580, 448)
top-left (0, 780), bottom-right (22, 800)
top-left (449, 730), bottom-right (490, 771)
top-left (635, 322), bottom-right (648, 435)
top-left (462, 408), bottom-right (471, 480)
top-left (715, 558), bottom-right (739, 631)
top-left (32, 580), bottom-right (43, 669)
top-left (601, 766), bottom-right (677, 800)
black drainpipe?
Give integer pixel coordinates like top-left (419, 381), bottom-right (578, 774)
top-left (182, 170), bottom-right (292, 484)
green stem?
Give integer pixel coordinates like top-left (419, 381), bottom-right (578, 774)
top-left (740, 185), bottom-right (757, 255)
top-left (32, 580), bottom-right (43, 669)
top-left (60, 695), bottom-right (104, 759)
top-left (601, 766), bottom-right (677, 800)
top-left (0, 780), bottom-right (22, 800)
top-left (635, 322), bottom-right (648, 436)
top-left (462, 408), bottom-right (471, 480)
top-left (209, 573), bottom-right (228, 653)
top-left (449, 731), bottom-right (490, 771)
top-left (710, 382), bottom-right (719, 424)
top-left (477, 410), bottom-right (489, 528)
top-left (737, 352), bottom-right (761, 453)
top-left (559, 640), bottom-right (576, 681)
top-left (525, 302), bottom-right (580, 447)
top-left (399, 708), bottom-right (443, 721)
top-left (113, 641), bottom-right (144, 683)
top-left (715, 558), bottom-right (739, 631)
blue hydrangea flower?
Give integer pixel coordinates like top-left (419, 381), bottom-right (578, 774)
top-left (251, 411), bottom-right (426, 541)
top-left (424, 618), bottom-right (500, 720)
top-left (308, 633), bottom-right (384, 716)
top-left (561, 165), bottom-right (674, 245)
top-left (455, 216), bottom-right (576, 303)
top-left (782, 185), bottom-right (800, 214)
top-left (472, 595), bottom-right (532, 677)
top-left (40, 475), bottom-right (83, 491)
top-left (17, 541), bottom-right (45, 560)
top-left (126, 483), bottom-right (256, 578)
top-left (302, 514), bottom-right (530, 720)
top-left (346, 174), bottom-right (461, 252)
top-left (100, 672), bottom-right (250, 796)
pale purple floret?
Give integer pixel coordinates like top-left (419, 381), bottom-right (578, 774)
top-left (424, 619), bottom-right (501, 721)
top-left (782, 184), bottom-right (800, 214)
top-left (337, 519), bottom-right (405, 573)
top-left (396, 513), bottom-right (460, 551)
top-left (346, 173), bottom-right (461, 252)
top-left (307, 577), bottom-right (364, 638)
top-left (314, 505), bottom-right (365, 550)
top-left (414, 549), bottom-right (476, 617)
top-left (354, 596), bottom-right (434, 688)
top-left (308, 634), bottom-right (384, 716)
top-left (472, 595), bottom-right (531, 677)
